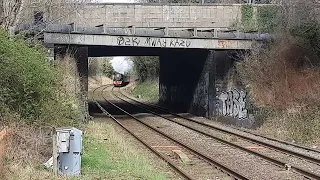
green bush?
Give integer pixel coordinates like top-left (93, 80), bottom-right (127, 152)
top-left (103, 60), bottom-right (115, 78)
top-left (0, 29), bottom-right (55, 120)
top-left (0, 28), bottom-right (80, 126)
top-left (240, 5), bottom-right (257, 32)
top-left (236, 5), bottom-right (280, 33)
top-left (257, 6), bottom-right (279, 33)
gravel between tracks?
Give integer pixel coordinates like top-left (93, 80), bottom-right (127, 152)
top-left (136, 115), bottom-right (302, 180)
top-left (178, 115), bottom-right (320, 160)
top-left (120, 87), bottom-right (320, 162)
top-left (119, 119), bottom-right (233, 180)
top-left (147, 114), bottom-right (320, 176)
top-left (113, 88), bottom-right (309, 179)
top-left (98, 86), bottom-right (235, 180)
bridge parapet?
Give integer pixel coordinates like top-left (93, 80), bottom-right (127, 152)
top-left (20, 3), bottom-right (245, 28)
top-left (41, 24), bottom-right (271, 50)
top-left (40, 24), bottom-right (271, 40)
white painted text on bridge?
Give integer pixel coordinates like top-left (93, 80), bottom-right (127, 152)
top-left (117, 36), bottom-right (191, 48)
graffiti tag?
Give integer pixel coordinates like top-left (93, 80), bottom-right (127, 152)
top-left (218, 40), bottom-right (227, 48)
top-left (218, 89), bottom-right (247, 119)
top-left (117, 36), bottom-right (140, 46)
top-left (117, 36), bottom-right (191, 48)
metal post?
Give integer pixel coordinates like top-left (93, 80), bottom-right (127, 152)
top-left (236, 30), bottom-right (240, 39)
top-left (103, 24), bottom-right (107, 34)
top-left (131, 26), bottom-right (136, 35)
top-left (164, 27), bottom-right (169, 37)
top-left (213, 29), bottom-right (218, 38)
top-left (69, 23), bottom-right (77, 32)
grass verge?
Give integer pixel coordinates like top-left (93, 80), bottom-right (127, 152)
top-left (236, 0), bottom-right (320, 146)
top-left (81, 121), bottom-right (169, 180)
top-left (254, 107), bottom-right (320, 145)
top-left (131, 80), bottom-right (159, 102)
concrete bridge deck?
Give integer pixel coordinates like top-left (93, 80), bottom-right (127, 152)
top-left (43, 24), bottom-right (270, 50)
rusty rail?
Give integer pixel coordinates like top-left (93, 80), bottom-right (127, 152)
top-left (96, 85), bottom-right (249, 180)
top-left (115, 87), bottom-right (320, 180)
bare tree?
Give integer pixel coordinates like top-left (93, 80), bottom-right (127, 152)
top-left (0, 0), bottom-right (24, 30)
top-left (0, 0), bottom-right (92, 32)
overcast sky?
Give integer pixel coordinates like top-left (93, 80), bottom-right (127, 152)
top-left (94, 0), bottom-right (135, 74)
top-left (111, 57), bottom-right (134, 74)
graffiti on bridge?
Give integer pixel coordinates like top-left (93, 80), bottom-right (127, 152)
top-left (218, 89), bottom-right (248, 119)
top-left (117, 36), bottom-right (191, 48)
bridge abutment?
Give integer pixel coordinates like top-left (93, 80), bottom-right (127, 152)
top-left (159, 49), bottom-right (255, 127)
top-left (54, 45), bottom-right (89, 123)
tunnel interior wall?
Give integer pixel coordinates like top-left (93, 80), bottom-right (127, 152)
top-left (159, 49), bottom-right (255, 128)
top-left (159, 49), bottom-right (208, 112)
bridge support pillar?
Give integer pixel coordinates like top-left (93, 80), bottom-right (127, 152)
top-left (54, 45), bottom-right (89, 123)
top-left (74, 46), bottom-right (89, 123)
top-left (74, 46), bottom-right (89, 93)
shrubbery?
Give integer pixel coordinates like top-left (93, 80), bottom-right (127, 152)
top-left (0, 28), bottom-right (81, 126)
top-left (133, 56), bottom-right (159, 82)
top-left (237, 1), bottom-right (320, 144)
top-left (103, 60), bottom-right (115, 79)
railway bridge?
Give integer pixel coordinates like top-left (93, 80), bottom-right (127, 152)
top-left (20, 2), bottom-right (272, 126)
top-left (41, 23), bottom-right (270, 127)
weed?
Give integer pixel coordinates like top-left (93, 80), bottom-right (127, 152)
top-left (131, 80), bottom-right (159, 102)
top-left (237, 1), bottom-right (320, 145)
top-left (81, 121), bottom-right (169, 180)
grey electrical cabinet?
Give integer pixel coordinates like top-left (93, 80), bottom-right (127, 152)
top-left (56, 127), bottom-right (82, 176)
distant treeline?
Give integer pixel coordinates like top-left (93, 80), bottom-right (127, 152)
top-left (133, 56), bottom-right (159, 82)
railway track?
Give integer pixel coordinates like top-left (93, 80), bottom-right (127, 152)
top-left (109, 87), bottom-right (320, 180)
top-left (93, 85), bottom-right (247, 180)
top-left (118, 88), bottom-right (320, 157)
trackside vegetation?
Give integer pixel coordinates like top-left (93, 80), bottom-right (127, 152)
top-left (0, 28), bottom-right (83, 178)
top-left (130, 56), bottom-right (160, 101)
top-left (132, 80), bottom-right (159, 102)
top-left (0, 28), bottom-right (81, 126)
top-left (236, 2), bottom-right (320, 145)
top-left (133, 56), bottom-right (159, 82)
top-left (0, 28), bottom-right (170, 179)
top-left (82, 122), bottom-right (169, 180)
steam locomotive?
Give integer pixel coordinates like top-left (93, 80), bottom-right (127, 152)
top-left (113, 73), bottom-right (130, 87)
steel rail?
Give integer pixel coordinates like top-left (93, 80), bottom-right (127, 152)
top-left (119, 88), bottom-right (320, 159)
top-left (92, 85), bottom-right (195, 180)
top-left (114, 88), bottom-right (320, 180)
top-left (103, 86), bottom-right (249, 180)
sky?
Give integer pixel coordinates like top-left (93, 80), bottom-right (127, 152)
top-left (95, 0), bottom-right (135, 74)
top-left (111, 57), bottom-right (134, 74)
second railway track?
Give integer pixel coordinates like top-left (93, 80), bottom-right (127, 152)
top-left (108, 86), bottom-right (320, 180)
